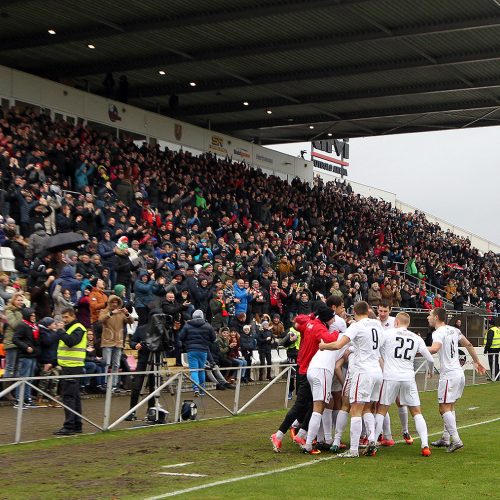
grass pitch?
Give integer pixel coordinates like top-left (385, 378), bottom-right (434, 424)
top-left (1, 383), bottom-right (499, 500)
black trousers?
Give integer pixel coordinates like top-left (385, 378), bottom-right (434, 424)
top-left (258, 350), bottom-right (272, 380)
top-left (130, 358), bottom-right (155, 410)
top-left (487, 350), bottom-right (500, 381)
top-left (61, 376), bottom-right (82, 431)
top-left (278, 373), bottom-right (312, 434)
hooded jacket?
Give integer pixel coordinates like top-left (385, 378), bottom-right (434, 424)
top-left (4, 303), bottom-right (24, 350)
top-left (53, 265), bottom-right (81, 302)
top-left (26, 226), bottom-right (50, 260)
top-left (133, 270), bottom-right (156, 309)
top-left (37, 322), bottom-right (60, 364)
top-left (178, 317), bottom-right (216, 353)
top-left (98, 295), bottom-right (134, 348)
top-left (89, 287), bottom-right (108, 324)
top-left (233, 283), bottom-right (252, 315)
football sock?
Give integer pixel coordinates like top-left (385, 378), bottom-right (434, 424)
top-left (442, 411), bottom-right (460, 443)
top-left (383, 412), bottom-right (392, 440)
top-left (297, 428), bottom-right (307, 439)
top-left (398, 406), bottom-right (409, 434)
top-left (350, 416), bottom-right (362, 454)
top-left (360, 418), bottom-right (366, 438)
top-left (317, 421), bottom-right (325, 443)
top-left (276, 430), bottom-right (284, 441)
top-left (442, 410), bottom-right (455, 442)
top-left (363, 412), bottom-right (375, 442)
top-left (375, 413), bottom-right (385, 442)
top-left (306, 412), bottom-right (322, 451)
top-left (292, 419), bottom-right (300, 429)
top-left (414, 414), bottom-right (428, 448)
top-left (333, 410), bottom-right (349, 447)
top-left (322, 409), bottom-right (333, 443)
top-left (332, 409), bottom-right (339, 430)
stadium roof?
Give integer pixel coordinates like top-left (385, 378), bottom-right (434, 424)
top-left (3, 0), bottom-right (500, 143)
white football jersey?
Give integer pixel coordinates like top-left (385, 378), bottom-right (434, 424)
top-left (330, 315), bottom-right (347, 334)
top-left (432, 325), bottom-right (464, 378)
top-left (378, 315), bottom-right (395, 330)
top-left (381, 327), bottom-right (434, 381)
top-left (310, 331), bottom-right (347, 372)
top-left (345, 318), bottom-right (384, 373)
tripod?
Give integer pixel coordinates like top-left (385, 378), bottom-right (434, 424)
top-left (140, 349), bottom-right (171, 424)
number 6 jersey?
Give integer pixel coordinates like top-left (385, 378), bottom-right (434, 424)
top-left (381, 327), bottom-right (434, 381)
top-left (432, 325), bottom-right (464, 378)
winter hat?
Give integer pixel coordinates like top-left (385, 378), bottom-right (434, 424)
top-left (261, 321), bottom-right (270, 329)
top-left (114, 284), bottom-right (126, 296)
top-left (39, 317), bottom-right (56, 328)
top-left (317, 308), bottom-right (334, 323)
top-left (192, 310), bottom-right (204, 320)
top-left (117, 236), bottom-right (129, 251)
top-left (89, 277), bottom-right (99, 288)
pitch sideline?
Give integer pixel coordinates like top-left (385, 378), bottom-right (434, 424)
top-left (145, 415), bottom-right (500, 499)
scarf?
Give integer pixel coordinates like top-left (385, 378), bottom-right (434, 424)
top-left (22, 319), bottom-right (39, 341)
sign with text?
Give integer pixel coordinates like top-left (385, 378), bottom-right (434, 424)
top-left (312, 139), bottom-right (349, 177)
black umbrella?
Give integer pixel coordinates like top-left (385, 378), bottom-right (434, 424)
top-left (41, 232), bottom-right (88, 254)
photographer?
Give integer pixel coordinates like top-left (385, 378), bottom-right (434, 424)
top-left (161, 291), bottom-right (187, 366)
top-left (125, 316), bottom-right (156, 421)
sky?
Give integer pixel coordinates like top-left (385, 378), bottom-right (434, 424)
top-left (266, 126), bottom-right (500, 246)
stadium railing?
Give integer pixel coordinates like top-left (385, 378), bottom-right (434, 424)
top-left (0, 353), bottom-right (495, 446)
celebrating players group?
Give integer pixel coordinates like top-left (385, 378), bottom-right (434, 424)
top-left (270, 298), bottom-right (486, 457)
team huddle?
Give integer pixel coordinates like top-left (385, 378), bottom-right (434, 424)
top-left (270, 299), bottom-right (486, 457)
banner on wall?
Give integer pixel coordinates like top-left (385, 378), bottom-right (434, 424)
top-left (207, 134), bottom-right (228, 156)
top-left (311, 139), bottom-right (349, 177)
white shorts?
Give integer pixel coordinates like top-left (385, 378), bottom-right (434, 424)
top-left (350, 371), bottom-right (383, 404)
top-left (332, 366), bottom-right (347, 393)
top-left (379, 380), bottom-right (420, 407)
top-left (342, 375), bottom-right (351, 399)
top-left (438, 375), bottom-right (465, 404)
top-left (307, 368), bottom-right (333, 403)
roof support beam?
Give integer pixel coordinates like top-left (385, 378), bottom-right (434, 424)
top-left (38, 14), bottom-right (500, 78)
top-left (217, 99), bottom-right (500, 132)
top-left (0, 0), bottom-right (375, 52)
top-left (174, 77), bottom-right (500, 117)
top-left (124, 47), bottom-right (500, 99)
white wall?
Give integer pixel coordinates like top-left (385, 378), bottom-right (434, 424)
top-left (0, 65), bottom-right (314, 184)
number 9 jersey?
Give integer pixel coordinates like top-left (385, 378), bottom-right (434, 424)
top-left (345, 318), bottom-right (384, 374)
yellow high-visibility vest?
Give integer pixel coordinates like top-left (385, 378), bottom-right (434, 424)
top-left (484, 326), bottom-right (500, 349)
top-left (57, 322), bottom-right (87, 367)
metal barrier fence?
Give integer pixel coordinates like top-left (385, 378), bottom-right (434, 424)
top-left (0, 354), bottom-right (496, 446)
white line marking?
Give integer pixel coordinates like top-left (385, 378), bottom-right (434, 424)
top-left (157, 473), bottom-right (207, 477)
top-left (145, 416), bottom-right (500, 499)
top-left (161, 463), bottom-right (195, 469)
top-left (468, 407), bottom-right (480, 410)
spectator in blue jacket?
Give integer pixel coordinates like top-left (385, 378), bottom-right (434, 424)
top-left (52, 265), bottom-right (81, 302)
top-left (178, 309), bottom-right (216, 396)
top-left (75, 161), bottom-right (95, 191)
top-left (233, 278), bottom-right (254, 315)
top-left (133, 270), bottom-right (166, 325)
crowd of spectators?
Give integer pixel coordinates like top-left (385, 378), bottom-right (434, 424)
top-left (0, 106), bottom-right (499, 402)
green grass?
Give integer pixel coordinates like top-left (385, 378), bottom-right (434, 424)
top-left (1, 384), bottom-right (499, 500)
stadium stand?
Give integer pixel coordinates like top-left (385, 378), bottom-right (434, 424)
top-left (0, 106), bottom-right (498, 403)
